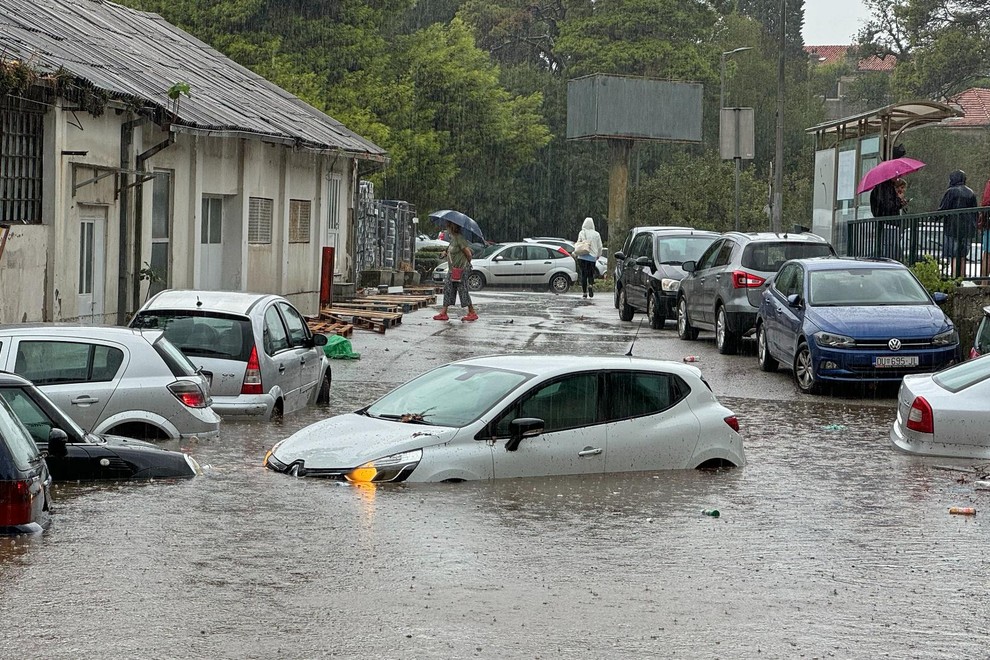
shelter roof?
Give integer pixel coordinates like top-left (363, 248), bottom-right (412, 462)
top-left (806, 101), bottom-right (963, 141)
top-left (0, 0), bottom-right (387, 161)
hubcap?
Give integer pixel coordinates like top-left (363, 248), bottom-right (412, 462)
top-left (678, 301), bottom-right (686, 333)
top-left (758, 329), bottom-right (766, 361)
top-left (796, 349), bottom-right (814, 388)
top-left (716, 310), bottom-right (725, 347)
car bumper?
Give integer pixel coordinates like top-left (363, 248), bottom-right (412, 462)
top-left (210, 394), bottom-right (276, 419)
top-left (890, 415), bottom-right (990, 460)
top-left (811, 345), bottom-right (958, 383)
top-left (659, 291), bottom-right (678, 316)
top-left (724, 309), bottom-right (758, 335)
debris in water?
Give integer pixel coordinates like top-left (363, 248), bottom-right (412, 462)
top-left (823, 424), bottom-right (846, 431)
top-left (949, 506), bottom-right (976, 515)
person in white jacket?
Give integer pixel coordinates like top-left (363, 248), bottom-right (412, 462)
top-left (575, 217), bottom-right (603, 298)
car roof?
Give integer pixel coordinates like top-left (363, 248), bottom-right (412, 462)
top-left (0, 324), bottom-right (158, 341)
top-left (0, 371), bottom-right (32, 386)
top-left (645, 228), bottom-right (720, 238)
top-left (140, 289), bottom-right (284, 315)
top-left (722, 231), bottom-right (830, 244)
top-left (450, 354), bottom-right (705, 379)
top-left (789, 257), bottom-right (906, 271)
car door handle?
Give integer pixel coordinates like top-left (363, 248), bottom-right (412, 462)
top-left (578, 447), bottom-right (603, 457)
top-left (278, 365), bottom-right (286, 373)
top-left (299, 358), bottom-right (307, 365)
top-left (71, 396), bottom-right (99, 406)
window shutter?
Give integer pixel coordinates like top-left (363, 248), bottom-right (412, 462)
top-left (248, 197), bottom-right (273, 244)
top-left (289, 199), bottom-right (311, 243)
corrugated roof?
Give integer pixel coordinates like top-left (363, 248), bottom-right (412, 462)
top-left (0, 0), bottom-right (387, 161)
top-left (804, 45), bottom-right (896, 73)
top-left (946, 87), bottom-right (990, 127)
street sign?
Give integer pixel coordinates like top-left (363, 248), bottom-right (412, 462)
top-left (720, 107), bottom-right (755, 160)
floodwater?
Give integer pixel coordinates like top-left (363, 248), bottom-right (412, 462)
top-left (1, 291), bottom-right (988, 658)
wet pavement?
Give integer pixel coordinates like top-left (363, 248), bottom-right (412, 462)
top-left (1, 290), bottom-right (988, 658)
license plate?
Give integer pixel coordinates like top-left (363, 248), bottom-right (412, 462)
top-left (874, 356), bottom-right (919, 368)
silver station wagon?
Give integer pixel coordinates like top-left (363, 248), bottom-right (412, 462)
top-left (131, 290), bottom-right (331, 420)
top-left (0, 325), bottom-right (219, 441)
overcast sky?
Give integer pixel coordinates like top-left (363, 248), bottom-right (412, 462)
top-left (803, 0), bottom-right (873, 45)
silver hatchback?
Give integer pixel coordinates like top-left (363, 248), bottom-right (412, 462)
top-left (130, 290), bottom-right (331, 420)
top-left (0, 325), bottom-right (219, 441)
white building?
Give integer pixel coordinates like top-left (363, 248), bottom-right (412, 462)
top-left (0, 0), bottom-right (387, 324)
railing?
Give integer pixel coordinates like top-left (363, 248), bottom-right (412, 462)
top-left (846, 206), bottom-right (990, 279)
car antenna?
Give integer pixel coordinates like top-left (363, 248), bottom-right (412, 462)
top-left (196, 295), bottom-right (203, 308)
top-left (624, 318), bottom-right (645, 356)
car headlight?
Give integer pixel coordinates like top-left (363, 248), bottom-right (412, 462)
top-left (661, 278), bottom-right (680, 292)
top-left (184, 452), bottom-right (203, 476)
top-left (346, 448), bottom-right (423, 484)
top-left (932, 329), bottom-right (958, 346)
top-left (814, 331), bottom-right (855, 347)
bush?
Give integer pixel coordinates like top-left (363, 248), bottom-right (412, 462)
top-left (910, 256), bottom-right (959, 294)
top-left (415, 247), bottom-right (445, 281)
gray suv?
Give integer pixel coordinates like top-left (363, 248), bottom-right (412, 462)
top-left (676, 231), bottom-right (835, 354)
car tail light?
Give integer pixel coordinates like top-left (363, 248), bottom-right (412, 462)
top-left (724, 415), bottom-right (740, 432)
top-left (0, 480), bottom-right (33, 527)
top-left (970, 347), bottom-right (981, 359)
top-left (557, 246), bottom-right (571, 256)
top-left (241, 346), bottom-right (263, 395)
top-left (731, 271), bottom-right (766, 289)
top-left (906, 396), bottom-right (934, 434)
top-left (168, 380), bottom-right (210, 408)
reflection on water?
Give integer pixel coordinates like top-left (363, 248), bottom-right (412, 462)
top-left (1, 387), bottom-right (988, 659)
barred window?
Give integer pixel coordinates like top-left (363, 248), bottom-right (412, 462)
top-left (0, 99), bottom-right (44, 224)
top-left (289, 199), bottom-right (311, 243)
top-left (248, 197), bottom-right (273, 244)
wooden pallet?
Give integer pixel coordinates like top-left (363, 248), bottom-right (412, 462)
top-left (321, 306), bottom-right (403, 334)
top-left (306, 319), bottom-right (354, 338)
top-left (358, 293), bottom-right (436, 310)
top-left (331, 301), bottom-right (403, 314)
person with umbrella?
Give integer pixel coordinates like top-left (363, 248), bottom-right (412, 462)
top-left (433, 220), bottom-right (479, 322)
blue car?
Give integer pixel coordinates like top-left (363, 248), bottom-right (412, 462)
top-left (755, 257), bottom-right (959, 394)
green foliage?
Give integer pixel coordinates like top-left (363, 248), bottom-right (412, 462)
top-left (414, 247), bottom-right (445, 281)
top-left (910, 255), bottom-right (959, 294)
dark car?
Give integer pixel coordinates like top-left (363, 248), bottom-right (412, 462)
top-left (0, 372), bottom-right (200, 481)
top-left (0, 390), bottom-right (51, 533)
top-left (615, 228), bottom-right (721, 327)
top-left (755, 258), bottom-right (959, 394)
top-left (676, 231), bottom-right (835, 354)
top-left (613, 226), bottom-right (681, 309)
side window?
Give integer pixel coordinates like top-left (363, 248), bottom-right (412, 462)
top-left (0, 387), bottom-right (52, 444)
top-left (713, 241), bottom-right (735, 267)
top-left (605, 371), bottom-right (685, 420)
top-left (695, 240), bottom-right (723, 270)
top-left (14, 341), bottom-right (123, 385)
top-left (0, 397), bottom-right (39, 470)
top-left (629, 233), bottom-right (650, 259)
top-left (773, 265), bottom-right (798, 297)
top-left (526, 245), bottom-right (551, 260)
top-left (493, 373), bottom-right (598, 437)
top-left (263, 306), bottom-right (290, 355)
top-left (501, 246), bottom-right (525, 261)
top-left (277, 302), bottom-right (310, 347)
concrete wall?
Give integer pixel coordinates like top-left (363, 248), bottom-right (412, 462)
top-left (950, 285), bottom-right (990, 354)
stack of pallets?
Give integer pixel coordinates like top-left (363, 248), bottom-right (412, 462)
top-left (306, 318), bottom-right (354, 338)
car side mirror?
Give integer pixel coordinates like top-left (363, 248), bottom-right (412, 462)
top-left (312, 333), bottom-right (328, 347)
top-left (932, 292), bottom-right (949, 305)
top-left (494, 256), bottom-right (504, 262)
top-left (505, 417), bottom-right (544, 452)
top-left (682, 260), bottom-right (696, 273)
top-left (786, 293), bottom-right (803, 308)
top-left (614, 251), bottom-right (625, 261)
top-left (48, 428), bottom-right (69, 458)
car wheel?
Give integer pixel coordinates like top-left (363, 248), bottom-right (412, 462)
top-left (756, 323), bottom-right (779, 372)
top-left (618, 289), bottom-right (634, 322)
top-left (549, 273), bottom-right (570, 294)
top-left (270, 400), bottom-right (284, 421)
top-left (316, 371), bottom-right (331, 404)
top-left (676, 296), bottom-right (699, 340)
top-left (793, 342), bottom-right (822, 394)
top-left (715, 306), bottom-right (738, 355)
top-left (466, 272), bottom-right (485, 291)
top-left (647, 292), bottom-right (665, 329)
top-left (613, 286), bottom-right (621, 310)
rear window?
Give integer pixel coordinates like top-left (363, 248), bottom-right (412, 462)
top-left (742, 241), bottom-right (833, 272)
top-left (132, 311), bottom-right (254, 362)
top-left (934, 356), bottom-right (990, 393)
top-left (152, 336), bottom-right (199, 377)
top-left (0, 396), bottom-right (41, 471)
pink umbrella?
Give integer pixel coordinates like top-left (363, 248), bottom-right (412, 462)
top-left (856, 157), bottom-right (926, 194)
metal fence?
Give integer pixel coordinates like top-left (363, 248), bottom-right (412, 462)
top-left (846, 206), bottom-right (990, 279)
top-left (354, 181), bottom-right (417, 276)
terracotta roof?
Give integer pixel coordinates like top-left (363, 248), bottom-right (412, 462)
top-left (804, 45), bottom-right (896, 72)
top-left (946, 88), bottom-right (990, 127)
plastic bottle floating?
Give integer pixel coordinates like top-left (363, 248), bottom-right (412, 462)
top-left (702, 509), bottom-right (720, 517)
top-left (949, 506), bottom-right (976, 516)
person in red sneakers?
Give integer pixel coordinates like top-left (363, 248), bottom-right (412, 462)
top-left (433, 221), bottom-right (479, 322)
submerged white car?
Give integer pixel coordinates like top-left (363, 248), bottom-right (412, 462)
top-left (891, 355), bottom-right (990, 459)
top-left (265, 355), bottom-right (745, 482)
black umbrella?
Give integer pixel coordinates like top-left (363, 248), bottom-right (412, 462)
top-left (429, 209), bottom-right (485, 244)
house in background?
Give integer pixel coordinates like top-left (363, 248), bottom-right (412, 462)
top-left (945, 87), bottom-right (990, 130)
top-left (0, 0), bottom-right (387, 325)
top-left (806, 45), bottom-right (897, 121)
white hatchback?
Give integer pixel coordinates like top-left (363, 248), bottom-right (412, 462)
top-left (265, 355), bottom-right (745, 482)
top-left (433, 242), bottom-right (577, 293)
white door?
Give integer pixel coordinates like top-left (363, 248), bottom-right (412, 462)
top-left (78, 207), bottom-right (107, 323)
top-left (200, 196), bottom-right (223, 289)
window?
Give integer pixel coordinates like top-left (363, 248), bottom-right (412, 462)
top-left (629, 233), bottom-right (651, 259)
top-left (500, 246), bottom-right (526, 261)
top-left (0, 387), bottom-right (56, 445)
top-left (604, 371), bottom-right (686, 421)
top-left (13, 341), bottom-right (124, 385)
top-left (742, 241), bottom-right (833, 272)
top-left (262, 306), bottom-right (289, 355)
top-left (289, 199), bottom-right (311, 243)
top-left (79, 221), bottom-right (95, 295)
top-left (494, 374), bottom-right (599, 437)
top-left (277, 302), bottom-right (310, 347)
top-left (695, 240), bottom-right (723, 271)
top-left (526, 245), bottom-right (553, 260)
top-left (773, 264), bottom-right (801, 297)
top-left (150, 171), bottom-right (172, 295)
top-left (201, 196), bottom-right (223, 245)
top-left (0, 98), bottom-right (44, 224)
top-left (249, 197), bottom-right (273, 244)
top-left (0, 396), bottom-right (39, 471)
top-left (713, 241), bottom-right (735, 267)
top-left (327, 175), bottom-right (341, 231)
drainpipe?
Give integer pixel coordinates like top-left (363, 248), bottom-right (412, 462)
top-left (133, 133), bottom-right (176, 310)
top-left (117, 118), bottom-right (143, 325)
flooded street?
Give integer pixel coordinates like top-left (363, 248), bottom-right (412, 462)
top-left (2, 291), bottom-right (988, 658)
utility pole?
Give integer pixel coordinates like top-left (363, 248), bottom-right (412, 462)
top-left (771, 0), bottom-right (785, 233)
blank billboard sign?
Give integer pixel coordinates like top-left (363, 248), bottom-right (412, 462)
top-left (566, 74), bottom-right (703, 143)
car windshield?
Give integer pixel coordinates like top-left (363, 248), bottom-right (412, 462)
top-left (656, 236), bottom-right (716, 265)
top-left (808, 268), bottom-right (931, 306)
top-left (132, 311), bottom-right (254, 361)
top-left (474, 243), bottom-right (500, 259)
top-left (365, 363), bottom-right (532, 427)
top-left (742, 241), bottom-right (834, 271)
top-left (934, 356), bottom-right (990, 393)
